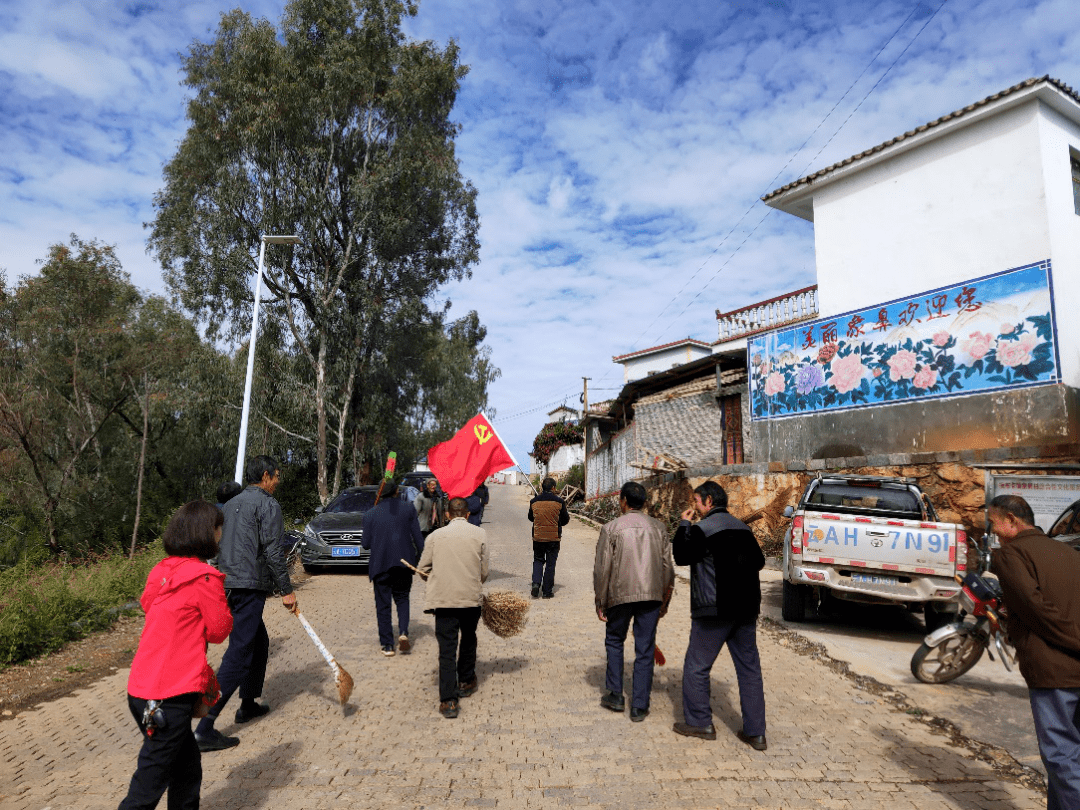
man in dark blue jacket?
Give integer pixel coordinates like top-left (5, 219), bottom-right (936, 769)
top-left (362, 479), bottom-right (425, 656)
top-left (671, 480), bottom-right (767, 750)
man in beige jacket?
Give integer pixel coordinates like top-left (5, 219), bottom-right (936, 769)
top-left (593, 481), bottom-right (675, 722)
top-left (417, 497), bottom-right (489, 719)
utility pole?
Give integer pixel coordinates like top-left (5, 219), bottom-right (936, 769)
top-left (582, 377), bottom-right (590, 501)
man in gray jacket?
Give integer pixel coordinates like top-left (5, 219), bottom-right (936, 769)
top-left (594, 481), bottom-right (674, 722)
top-left (417, 497), bottom-right (489, 719)
top-left (194, 455), bottom-right (296, 752)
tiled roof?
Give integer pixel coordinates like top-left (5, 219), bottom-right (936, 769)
top-left (612, 338), bottom-right (711, 362)
top-left (762, 76), bottom-right (1080, 202)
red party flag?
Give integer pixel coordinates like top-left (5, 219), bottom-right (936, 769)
top-left (427, 412), bottom-right (517, 498)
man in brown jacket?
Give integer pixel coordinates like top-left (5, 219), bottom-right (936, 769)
top-left (528, 477), bottom-right (569, 598)
top-left (989, 494), bottom-right (1080, 810)
top-left (593, 481), bottom-right (675, 722)
top-left (417, 497), bottom-right (489, 719)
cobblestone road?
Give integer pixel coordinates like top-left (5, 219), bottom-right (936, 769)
top-left (1, 485), bottom-right (1046, 809)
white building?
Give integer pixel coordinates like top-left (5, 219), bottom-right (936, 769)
top-left (613, 339), bottom-right (712, 383)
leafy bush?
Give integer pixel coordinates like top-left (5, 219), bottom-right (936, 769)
top-left (531, 421), bottom-right (584, 465)
top-left (0, 545), bottom-right (164, 667)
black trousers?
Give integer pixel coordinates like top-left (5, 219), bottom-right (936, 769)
top-left (434, 607), bottom-right (481, 702)
top-left (118, 693), bottom-right (201, 810)
top-left (372, 567), bottom-right (413, 648)
top-left (196, 588), bottom-right (267, 733)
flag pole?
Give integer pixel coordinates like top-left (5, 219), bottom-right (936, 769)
top-left (480, 411), bottom-right (537, 496)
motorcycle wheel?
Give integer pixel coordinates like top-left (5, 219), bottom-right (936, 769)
top-left (910, 629), bottom-right (985, 683)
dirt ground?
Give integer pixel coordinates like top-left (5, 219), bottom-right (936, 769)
top-left (0, 612), bottom-right (145, 722)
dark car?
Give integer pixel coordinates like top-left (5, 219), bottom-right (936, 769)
top-left (401, 471), bottom-right (443, 495)
top-left (1048, 499), bottom-right (1080, 552)
top-left (299, 484), bottom-right (421, 573)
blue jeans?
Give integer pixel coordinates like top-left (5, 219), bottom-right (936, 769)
top-left (532, 541), bottom-right (560, 596)
top-left (681, 617), bottom-right (766, 734)
top-left (1030, 687), bottom-right (1080, 810)
top-left (372, 567), bottom-right (413, 648)
top-left (604, 601), bottom-right (661, 711)
top-left (196, 588), bottom-right (268, 733)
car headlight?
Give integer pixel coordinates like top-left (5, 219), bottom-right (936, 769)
top-left (303, 525), bottom-right (327, 546)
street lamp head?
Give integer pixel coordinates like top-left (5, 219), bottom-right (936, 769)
top-left (261, 234), bottom-right (301, 245)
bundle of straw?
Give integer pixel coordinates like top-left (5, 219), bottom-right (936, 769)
top-left (481, 590), bottom-right (530, 638)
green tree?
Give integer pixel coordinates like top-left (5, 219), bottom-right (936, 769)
top-left (149, 0), bottom-right (481, 504)
top-left (0, 237), bottom-right (138, 552)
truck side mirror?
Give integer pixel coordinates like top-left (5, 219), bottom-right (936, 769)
top-left (783, 505), bottom-right (794, 518)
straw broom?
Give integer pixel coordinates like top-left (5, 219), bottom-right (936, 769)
top-left (400, 559), bottom-right (530, 638)
top-left (294, 611), bottom-right (354, 705)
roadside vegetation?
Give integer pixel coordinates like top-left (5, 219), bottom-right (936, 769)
top-left (0, 1), bottom-right (498, 670)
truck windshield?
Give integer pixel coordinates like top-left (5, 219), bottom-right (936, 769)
top-left (806, 484), bottom-right (921, 517)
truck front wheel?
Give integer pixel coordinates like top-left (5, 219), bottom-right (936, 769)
top-left (781, 580), bottom-right (811, 622)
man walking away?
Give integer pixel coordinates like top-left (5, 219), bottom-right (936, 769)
top-left (417, 497), bottom-right (489, 719)
top-left (989, 494), bottom-right (1080, 810)
top-left (528, 477), bottom-right (569, 598)
top-left (195, 455), bottom-right (297, 752)
top-left (594, 481), bottom-right (674, 722)
top-left (362, 479), bottom-right (424, 656)
top-left (672, 480), bottom-right (767, 751)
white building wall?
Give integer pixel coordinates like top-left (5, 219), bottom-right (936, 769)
top-left (1037, 103), bottom-right (1080, 387)
top-left (621, 345), bottom-right (711, 382)
top-left (811, 102), bottom-right (1051, 321)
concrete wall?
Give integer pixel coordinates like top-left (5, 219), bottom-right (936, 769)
top-left (620, 344), bottom-right (712, 383)
top-left (586, 422), bottom-right (637, 499)
top-left (635, 377), bottom-right (725, 468)
top-left (748, 382), bottom-right (1080, 462)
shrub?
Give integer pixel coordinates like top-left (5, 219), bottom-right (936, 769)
top-left (530, 421), bottom-right (584, 465)
top-left (0, 545), bottom-right (165, 667)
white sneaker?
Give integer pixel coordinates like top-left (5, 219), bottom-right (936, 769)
top-left (381, 645), bottom-right (395, 657)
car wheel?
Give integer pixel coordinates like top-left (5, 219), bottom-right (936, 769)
top-left (781, 579), bottom-right (810, 622)
top-left (302, 563), bottom-right (320, 574)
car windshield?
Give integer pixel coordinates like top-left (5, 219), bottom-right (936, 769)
top-left (326, 491), bottom-right (378, 514)
top-left (1049, 501), bottom-right (1080, 537)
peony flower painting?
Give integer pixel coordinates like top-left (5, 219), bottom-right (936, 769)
top-left (749, 262), bottom-right (1059, 420)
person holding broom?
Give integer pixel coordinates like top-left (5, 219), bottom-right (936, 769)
top-left (417, 497), bottom-right (489, 719)
top-left (593, 481), bottom-right (674, 722)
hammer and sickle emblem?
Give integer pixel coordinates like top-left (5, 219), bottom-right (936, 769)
top-left (474, 424), bottom-right (493, 445)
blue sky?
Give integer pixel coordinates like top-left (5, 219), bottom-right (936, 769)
top-left (1, 0), bottom-right (1078, 470)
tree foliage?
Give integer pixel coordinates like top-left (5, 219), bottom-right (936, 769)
top-left (531, 421), bottom-right (584, 465)
top-left (148, 0), bottom-right (487, 504)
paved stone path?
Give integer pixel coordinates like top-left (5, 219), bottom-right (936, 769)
top-left (1, 485), bottom-right (1046, 809)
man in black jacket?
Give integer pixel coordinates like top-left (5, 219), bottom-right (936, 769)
top-left (195, 455), bottom-right (296, 752)
top-left (671, 481), bottom-right (767, 750)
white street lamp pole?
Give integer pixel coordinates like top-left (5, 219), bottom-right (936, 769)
top-left (234, 234), bottom-right (301, 485)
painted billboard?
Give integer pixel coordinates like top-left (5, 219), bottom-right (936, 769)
top-left (748, 261), bottom-right (1059, 420)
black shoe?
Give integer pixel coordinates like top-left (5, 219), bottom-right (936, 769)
top-left (531, 584), bottom-right (540, 599)
top-left (736, 730), bottom-right (768, 751)
top-left (673, 722), bottom-right (717, 740)
top-left (440, 699), bottom-right (459, 719)
top-left (195, 729), bottom-right (241, 752)
top-left (600, 691), bottom-right (625, 712)
top-left (458, 679), bottom-right (478, 698)
top-left (381, 645), bottom-right (396, 657)
top-left (542, 592), bottom-right (554, 599)
top-left (234, 702), bottom-right (270, 724)
top-left (630, 707), bottom-right (649, 722)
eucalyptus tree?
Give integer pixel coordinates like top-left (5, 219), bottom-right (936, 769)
top-left (149, 0), bottom-right (480, 503)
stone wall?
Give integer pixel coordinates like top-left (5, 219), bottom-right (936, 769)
top-left (635, 376), bottom-right (725, 468)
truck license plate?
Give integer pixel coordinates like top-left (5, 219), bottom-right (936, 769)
top-left (851, 573), bottom-right (898, 586)
top-left (331, 546), bottom-right (361, 558)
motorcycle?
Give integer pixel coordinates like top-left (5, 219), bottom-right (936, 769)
top-left (910, 539), bottom-right (1016, 684)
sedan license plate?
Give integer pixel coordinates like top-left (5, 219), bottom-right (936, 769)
top-left (331, 546), bottom-right (362, 558)
top-left (851, 573), bottom-right (898, 586)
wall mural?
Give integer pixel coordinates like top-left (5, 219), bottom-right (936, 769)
top-left (748, 261), bottom-right (1059, 421)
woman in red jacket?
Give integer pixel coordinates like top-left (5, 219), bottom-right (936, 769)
top-left (118, 501), bottom-right (233, 810)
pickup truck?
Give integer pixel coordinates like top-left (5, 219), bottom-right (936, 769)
top-left (781, 474), bottom-right (966, 630)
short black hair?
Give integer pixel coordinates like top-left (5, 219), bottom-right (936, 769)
top-left (620, 481), bottom-right (647, 510)
top-left (245, 455), bottom-right (279, 486)
top-left (542, 477), bottom-right (556, 492)
top-left (382, 478), bottom-right (399, 498)
top-left (989, 494), bottom-right (1035, 527)
top-left (162, 500), bottom-right (223, 560)
top-left (448, 497), bottom-right (469, 517)
top-left (216, 480), bottom-right (243, 504)
top-left (694, 480), bottom-right (728, 510)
